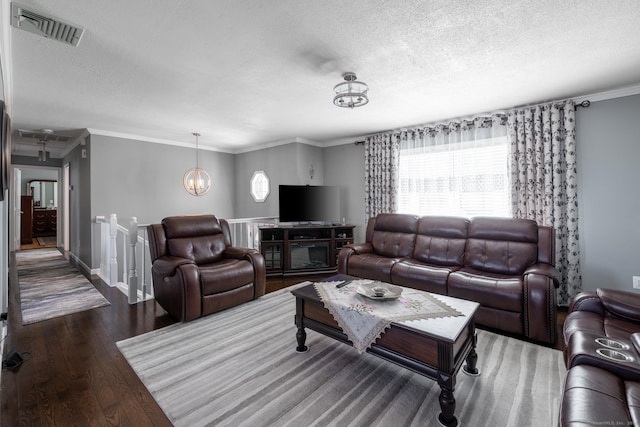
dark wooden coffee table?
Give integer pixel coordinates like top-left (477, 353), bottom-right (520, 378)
top-left (291, 276), bottom-right (480, 427)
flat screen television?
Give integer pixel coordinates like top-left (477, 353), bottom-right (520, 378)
top-left (278, 185), bottom-right (341, 224)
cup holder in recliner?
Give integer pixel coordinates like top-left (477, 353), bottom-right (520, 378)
top-left (595, 337), bottom-right (629, 350)
top-left (596, 348), bottom-right (633, 362)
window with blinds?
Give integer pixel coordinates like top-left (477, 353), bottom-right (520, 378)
top-left (398, 136), bottom-right (510, 217)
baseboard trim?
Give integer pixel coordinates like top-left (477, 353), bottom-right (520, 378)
top-left (68, 252), bottom-right (93, 278)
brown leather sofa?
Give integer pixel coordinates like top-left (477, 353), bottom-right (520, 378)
top-left (559, 289), bottom-right (640, 426)
top-left (147, 215), bottom-right (266, 321)
top-left (337, 213), bottom-right (560, 343)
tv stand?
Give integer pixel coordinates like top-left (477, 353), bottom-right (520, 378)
top-left (259, 224), bottom-right (355, 276)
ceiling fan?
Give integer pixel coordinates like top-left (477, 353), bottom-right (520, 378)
top-left (17, 128), bottom-right (71, 143)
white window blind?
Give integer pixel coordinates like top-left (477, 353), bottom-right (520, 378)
top-left (398, 136), bottom-right (510, 217)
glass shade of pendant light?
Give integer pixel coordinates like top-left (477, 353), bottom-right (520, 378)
top-left (37, 141), bottom-right (50, 162)
top-left (183, 132), bottom-right (211, 196)
top-left (333, 72), bottom-right (369, 108)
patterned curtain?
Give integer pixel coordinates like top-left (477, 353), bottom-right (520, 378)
top-left (507, 100), bottom-right (582, 305)
top-left (364, 133), bottom-right (400, 219)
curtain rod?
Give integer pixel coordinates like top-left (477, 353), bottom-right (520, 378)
top-left (354, 99), bottom-right (591, 145)
top-left (575, 100), bottom-right (591, 109)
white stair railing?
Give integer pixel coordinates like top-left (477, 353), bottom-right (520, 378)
top-left (95, 215), bottom-right (277, 304)
top-left (95, 215), bottom-right (153, 304)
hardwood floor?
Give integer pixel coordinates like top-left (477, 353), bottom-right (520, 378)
top-left (0, 252), bottom-right (334, 427)
top-left (18, 238), bottom-right (58, 251)
top-left (0, 251), bottom-right (565, 426)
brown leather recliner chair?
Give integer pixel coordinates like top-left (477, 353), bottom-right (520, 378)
top-left (147, 215), bottom-right (266, 321)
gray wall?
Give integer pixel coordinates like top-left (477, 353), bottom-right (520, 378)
top-left (86, 134), bottom-right (235, 270)
top-left (90, 134), bottom-right (236, 225)
top-left (577, 94), bottom-right (640, 293)
top-left (63, 139), bottom-right (92, 269)
top-left (234, 142), bottom-right (325, 219)
top-left (233, 139), bottom-right (365, 240)
top-left (323, 141), bottom-right (366, 242)
top-left (11, 154), bottom-right (62, 168)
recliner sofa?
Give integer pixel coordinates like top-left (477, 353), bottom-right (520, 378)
top-left (147, 215), bottom-right (266, 321)
top-left (559, 288), bottom-right (640, 426)
top-left (337, 213), bottom-right (560, 343)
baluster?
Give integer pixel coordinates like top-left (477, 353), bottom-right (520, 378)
top-left (97, 216), bottom-right (108, 282)
top-left (109, 214), bottom-right (118, 286)
top-left (128, 217), bottom-right (138, 304)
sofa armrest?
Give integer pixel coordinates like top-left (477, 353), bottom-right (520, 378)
top-left (224, 246), bottom-right (257, 259)
top-left (345, 243), bottom-right (373, 254)
top-left (524, 269), bottom-right (559, 343)
top-left (524, 263), bottom-right (561, 288)
top-left (246, 250), bottom-right (266, 298)
top-left (568, 291), bottom-right (605, 316)
top-left (152, 256), bottom-right (195, 276)
top-left (223, 247), bottom-right (266, 298)
top-left (151, 261), bottom-right (201, 321)
top-left (597, 288), bottom-right (640, 323)
top-left (337, 243), bottom-right (374, 275)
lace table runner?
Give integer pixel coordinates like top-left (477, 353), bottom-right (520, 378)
top-left (314, 280), bottom-right (463, 354)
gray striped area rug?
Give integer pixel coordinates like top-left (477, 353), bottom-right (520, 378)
top-left (16, 248), bottom-right (110, 325)
top-left (117, 284), bottom-right (564, 427)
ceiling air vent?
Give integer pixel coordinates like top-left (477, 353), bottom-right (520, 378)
top-left (11, 3), bottom-right (85, 47)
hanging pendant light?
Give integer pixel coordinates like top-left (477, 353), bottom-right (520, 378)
top-left (183, 132), bottom-right (211, 196)
top-left (333, 72), bottom-right (369, 108)
top-left (37, 140), bottom-right (50, 162)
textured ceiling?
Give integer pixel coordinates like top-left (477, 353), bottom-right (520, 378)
top-left (8, 0), bottom-right (640, 156)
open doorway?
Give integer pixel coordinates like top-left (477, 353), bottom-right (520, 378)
top-left (13, 165), bottom-right (62, 250)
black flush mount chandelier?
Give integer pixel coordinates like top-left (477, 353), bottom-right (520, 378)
top-left (333, 72), bottom-right (369, 108)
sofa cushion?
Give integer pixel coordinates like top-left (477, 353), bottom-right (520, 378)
top-left (413, 216), bottom-right (468, 266)
top-left (163, 214), bottom-right (222, 238)
top-left (465, 217), bottom-right (538, 274)
top-left (344, 253), bottom-right (399, 283)
top-left (163, 215), bottom-right (228, 264)
top-left (391, 259), bottom-right (454, 294)
top-left (370, 213), bottom-right (418, 258)
top-left (559, 364), bottom-right (636, 427)
top-left (168, 234), bottom-right (227, 265)
top-left (199, 258), bottom-right (255, 295)
top-left (448, 268), bottom-right (523, 313)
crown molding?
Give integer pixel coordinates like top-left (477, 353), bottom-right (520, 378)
top-left (86, 129), bottom-right (327, 154)
top-left (231, 137), bottom-right (325, 154)
top-left (86, 128), bottom-right (235, 153)
top-left (60, 129), bottom-right (90, 158)
top-left (573, 83), bottom-right (640, 104)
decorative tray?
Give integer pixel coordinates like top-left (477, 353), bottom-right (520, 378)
top-left (355, 282), bottom-right (403, 300)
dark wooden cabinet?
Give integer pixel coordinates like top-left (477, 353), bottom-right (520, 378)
top-left (33, 209), bottom-right (57, 237)
top-left (259, 225), bottom-right (354, 276)
top-left (20, 196), bottom-right (33, 244)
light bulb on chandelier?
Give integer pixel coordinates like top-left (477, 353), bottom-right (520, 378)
top-left (183, 132), bottom-right (211, 196)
